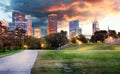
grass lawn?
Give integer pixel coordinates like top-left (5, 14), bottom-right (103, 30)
top-left (63, 43), bottom-right (120, 50)
top-left (0, 49), bottom-right (23, 58)
top-left (31, 44), bottom-right (120, 74)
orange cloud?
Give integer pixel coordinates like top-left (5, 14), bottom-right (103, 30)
top-left (45, 1), bottom-right (80, 12)
top-left (44, 0), bottom-right (120, 22)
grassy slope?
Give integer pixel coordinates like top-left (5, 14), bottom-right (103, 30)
top-left (63, 43), bottom-right (120, 50)
top-left (0, 49), bottom-right (23, 58)
top-left (31, 44), bottom-right (120, 74)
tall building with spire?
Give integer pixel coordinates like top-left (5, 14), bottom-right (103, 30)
top-left (92, 20), bottom-right (100, 34)
top-left (48, 14), bottom-right (57, 35)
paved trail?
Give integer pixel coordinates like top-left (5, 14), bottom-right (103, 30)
top-left (0, 50), bottom-right (38, 74)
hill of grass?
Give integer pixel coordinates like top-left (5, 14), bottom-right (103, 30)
top-left (31, 44), bottom-right (120, 74)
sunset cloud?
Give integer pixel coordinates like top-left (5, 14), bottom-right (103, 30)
top-left (10, 0), bottom-right (120, 35)
top-left (10, 0), bottom-right (120, 22)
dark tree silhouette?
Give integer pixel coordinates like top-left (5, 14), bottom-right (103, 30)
top-left (91, 30), bottom-right (108, 43)
top-left (45, 31), bottom-right (69, 48)
top-left (118, 32), bottom-right (120, 38)
top-left (108, 30), bottom-right (117, 38)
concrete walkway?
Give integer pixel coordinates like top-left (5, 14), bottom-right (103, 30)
top-left (0, 50), bottom-right (38, 74)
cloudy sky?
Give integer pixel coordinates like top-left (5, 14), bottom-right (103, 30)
top-left (1, 0), bottom-right (120, 35)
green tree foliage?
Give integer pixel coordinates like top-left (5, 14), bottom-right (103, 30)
top-left (0, 21), bottom-right (27, 51)
top-left (71, 34), bottom-right (87, 43)
top-left (118, 32), bottom-right (120, 38)
top-left (39, 37), bottom-right (47, 49)
top-left (71, 37), bottom-right (77, 43)
top-left (15, 27), bottom-right (26, 49)
top-left (77, 35), bottom-right (87, 43)
top-left (0, 22), bottom-right (10, 52)
top-left (45, 31), bottom-right (69, 48)
top-left (91, 30), bottom-right (108, 43)
top-left (108, 30), bottom-right (117, 38)
top-left (24, 36), bottom-right (40, 49)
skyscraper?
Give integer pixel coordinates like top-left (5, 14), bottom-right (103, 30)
top-left (12, 10), bottom-right (27, 31)
top-left (34, 28), bottom-right (41, 38)
top-left (92, 20), bottom-right (100, 34)
top-left (12, 10), bottom-right (33, 36)
top-left (48, 14), bottom-right (57, 35)
top-left (27, 20), bottom-right (33, 36)
top-left (69, 20), bottom-right (79, 39)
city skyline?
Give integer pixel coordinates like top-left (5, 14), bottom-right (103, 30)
top-left (0, 0), bottom-right (120, 35)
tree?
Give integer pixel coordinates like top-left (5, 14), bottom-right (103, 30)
top-left (108, 30), bottom-right (117, 38)
top-left (118, 32), bottom-right (120, 38)
top-left (77, 34), bottom-right (87, 43)
top-left (60, 30), bottom-right (67, 36)
top-left (71, 34), bottom-right (87, 44)
top-left (90, 30), bottom-right (108, 43)
top-left (15, 27), bottom-right (26, 49)
top-left (71, 37), bottom-right (77, 43)
top-left (0, 22), bottom-right (10, 51)
top-left (0, 21), bottom-right (29, 51)
top-left (45, 31), bottom-right (69, 48)
top-left (24, 36), bottom-right (48, 49)
top-left (39, 37), bottom-right (47, 49)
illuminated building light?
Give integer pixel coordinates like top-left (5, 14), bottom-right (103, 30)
top-left (48, 14), bottom-right (57, 35)
top-left (34, 28), bottom-right (41, 38)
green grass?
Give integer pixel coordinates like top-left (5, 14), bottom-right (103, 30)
top-left (63, 43), bottom-right (120, 50)
top-left (31, 44), bottom-right (120, 74)
top-left (0, 49), bottom-right (23, 58)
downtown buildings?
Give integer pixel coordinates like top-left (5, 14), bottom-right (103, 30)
top-left (92, 20), bottom-right (100, 34)
top-left (34, 28), bottom-right (41, 38)
top-left (12, 11), bottom-right (27, 30)
top-left (48, 14), bottom-right (57, 35)
top-left (69, 20), bottom-right (81, 39)
top-left (27, 20), bottom-right (33, 36)
top-left (12, 11), bottom-right (33, 36)
top-left (12, 11), bottom-right (84, 38)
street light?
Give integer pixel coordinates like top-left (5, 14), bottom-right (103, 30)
top-left (76, 39), bottom-right (82, 45)
top-left (23, 44), bottom-right (28, 49)
top-left (41, 43), bottom-right (45, 48)
top-left (109, 36), bottom-right (113, 40)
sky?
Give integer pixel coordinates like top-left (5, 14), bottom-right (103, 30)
top-left (1, 0), bottom-right (120, 35)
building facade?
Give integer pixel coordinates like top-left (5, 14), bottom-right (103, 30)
top-left (92, 20), bottom-right (100, 34)
top-left (34, 28), bottom-right (41, 38)
top-left (12, 10), bottom-right (33, 36)
top-left (27, 20), bottom-right (33, 36)
top-left (12, 11), bottom-right (28, 30)
top-left (48, 14), bottom-right (57, 35)
top-left (69, 20), bottom-right (79, 39)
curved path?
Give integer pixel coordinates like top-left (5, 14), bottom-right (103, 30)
top-left (0, 50), bottom-right (38, 74)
